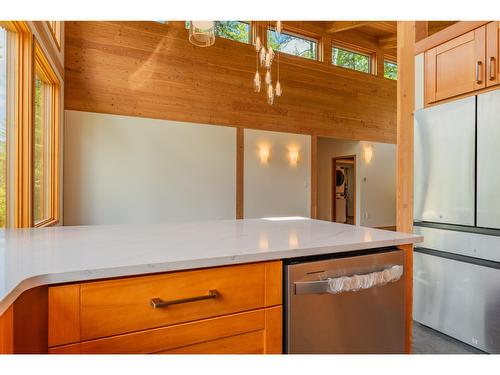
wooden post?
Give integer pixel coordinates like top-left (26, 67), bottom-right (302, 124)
top-left (310, 133), bottom-right (318, 219)
top-left (397, 21), bottom-right (416, 354)
top-left (236, 128), bottom-right (244, 219)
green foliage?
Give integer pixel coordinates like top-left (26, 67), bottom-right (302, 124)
top-left (185, 21), bottom-right (250, 44)
top-left (214, 21), bottom-right (249, 44)
top-left (332, 47), bottom-right (370, 73)
top-left (384, 60), bottom-right (398, 80)
top-left (268, 30), bottom-right (316, 60)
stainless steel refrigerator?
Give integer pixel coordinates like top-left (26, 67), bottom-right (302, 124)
top-left (413, 91), bottom-right (500, 353)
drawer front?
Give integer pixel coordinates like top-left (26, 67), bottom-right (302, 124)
top-left (49, 306), bottom-right (282, 354)
top-left (78, 262), bottom-right (280, 341)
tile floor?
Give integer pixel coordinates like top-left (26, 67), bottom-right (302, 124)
top-left (412, 321), bottom-right (485, 354)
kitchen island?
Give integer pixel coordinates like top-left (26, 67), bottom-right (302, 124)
top-left (0, 218), bottom-right (422, 354)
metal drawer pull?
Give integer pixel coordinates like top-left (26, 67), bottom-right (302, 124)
top-left (294, 265), bottom-right (403, 295)
top-left (476, 61), bottom-right (483, 84)
top-left (490, 56), bottom-right (496, 81)
top-left (151, 289), bottom-right (219, 308)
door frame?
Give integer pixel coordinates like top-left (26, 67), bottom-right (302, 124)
top-left (331, 155), bottom-right (356, 224)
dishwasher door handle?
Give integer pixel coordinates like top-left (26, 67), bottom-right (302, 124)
top-left (294, 265), bottom-right (403, 295)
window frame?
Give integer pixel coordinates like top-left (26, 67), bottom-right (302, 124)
top-left (331, 40), bottom-right (376, 75)
top-left (383, 57), bottom-right (398, 80)
top-left (33, 41), bottom-right (60, 227)
top-left (46, 21), bottom-right (62, 51)
top-left (267, 26), bottom-right (320, 61)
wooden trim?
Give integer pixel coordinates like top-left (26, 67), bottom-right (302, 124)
top-left (33, 40), bottom-right (61, 227)
top-left (415, 22), bottom-right (429, 43)
top-left (414, 21), bottom-right (489, 55)
top-left (331, 155), bottom-right (356, 224)
top-left (236, 128), bottom-right (244, 219)
top-left (32, 22), bottom-right (63, 79)
top-left (325, 21), bottom-right (371, 34)
top-left (14, 26), bottom-right (34, 228)
top-left (310, 133), bottom-right (318, 219)
top-left (46, 21), bottom-right (61, 51)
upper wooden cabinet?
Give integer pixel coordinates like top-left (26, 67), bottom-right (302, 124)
top-left (424, 22), bottom-right (500, 105)
top-left (486, 22), bottom-right (499, 87)
top-left (425, 26), bottom-right (486, 103)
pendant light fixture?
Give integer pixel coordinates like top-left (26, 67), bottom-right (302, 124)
top-left (252, 21), bottom-right (282, 105)
top-left (189, 21), bottom-right (216, 47)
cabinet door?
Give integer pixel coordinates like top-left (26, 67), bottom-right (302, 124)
top-left (425, 27), bottom-right (486, 103)
top-left (486, 22), bottom-right (499, 87)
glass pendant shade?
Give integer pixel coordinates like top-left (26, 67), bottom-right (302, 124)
top-left (255, 36), bottom-right (261, 52)
top-left (267, 84), bottom-right (274, 105)
top-left (259, 46), bottom-right (266, 66)
top-left (265, 70), bottom-right (272, 85)
top-left (265, 51), bottom-right (272, 68)
top-left (275, 81), bottom-right (282, 97)
top-left (189, 21), bottom-right (216, 47)
top-left (268, 47), bottom-right (274, 61)
top-left (253, 71), bottom-right (261, 92)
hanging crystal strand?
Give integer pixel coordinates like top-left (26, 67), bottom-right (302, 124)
top-left (267, 83), bottom-right (274, 105)
top-left (254, 51), bottom-right (261, 93)
top-left (275, 44), bottom-right (282, 97)
top-left (265, 69), bottom-right (272, 85)
top-left (259, 46), bottom-right (266, 66)
top-left (255, 36), bottom-right (261, 52)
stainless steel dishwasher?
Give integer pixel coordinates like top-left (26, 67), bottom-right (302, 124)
top-left (285, 248), bottom-right (405, 354)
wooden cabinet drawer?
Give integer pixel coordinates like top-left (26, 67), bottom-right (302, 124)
top-left (48, 261), bottom-right (282, 346)
top-left (49, 306), bottom-right (282, 354)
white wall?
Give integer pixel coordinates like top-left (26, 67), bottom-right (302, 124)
top-left (64, 110), bottom-right (236, 225)
top-left (244, 129), bottom-right (311, 218)
top-left (317, 137), bottom-right (396, 227)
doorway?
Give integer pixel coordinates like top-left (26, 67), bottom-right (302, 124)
top-left (332, 156), bottom-right (356, 225)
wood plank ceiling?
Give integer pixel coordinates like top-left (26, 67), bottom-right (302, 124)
top-left (324, 21), bottom-right (457, 57)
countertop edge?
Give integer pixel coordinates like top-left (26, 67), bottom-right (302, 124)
top-left (0, 235), bottom-right (422, 316)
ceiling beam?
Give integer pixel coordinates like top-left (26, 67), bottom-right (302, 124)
top-left (325, 21), bottom-right (371, 33)
top-left (378, 34), bottom-right (397, 49)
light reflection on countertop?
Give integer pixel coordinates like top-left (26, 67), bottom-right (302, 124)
top-left (0, 218), bottom-right (422, 314)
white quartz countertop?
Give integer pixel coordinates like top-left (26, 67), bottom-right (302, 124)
top-left (0, 218), bottom-right (422, 314)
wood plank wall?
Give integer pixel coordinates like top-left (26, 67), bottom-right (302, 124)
top-left (64, 21), bottom-right (397, 144)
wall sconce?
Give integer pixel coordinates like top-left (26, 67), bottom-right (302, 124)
top-left (364, 144), bottom-right (374, 164)
top-left (289, 149), bottom-right (299, 166)
top-left (259, 146), bottom-right (270, 164)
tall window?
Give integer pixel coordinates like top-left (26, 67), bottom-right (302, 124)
top-left (0, 27), bottom-right (7, 227)
top-left (332, 46), bottom-right (371, 73)
top-left (384, 60), bottom-right (397, 80)
top-left (33, 43), bottom-right (59, 226)
top-left (268, 29), bottom-right (318, 60)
